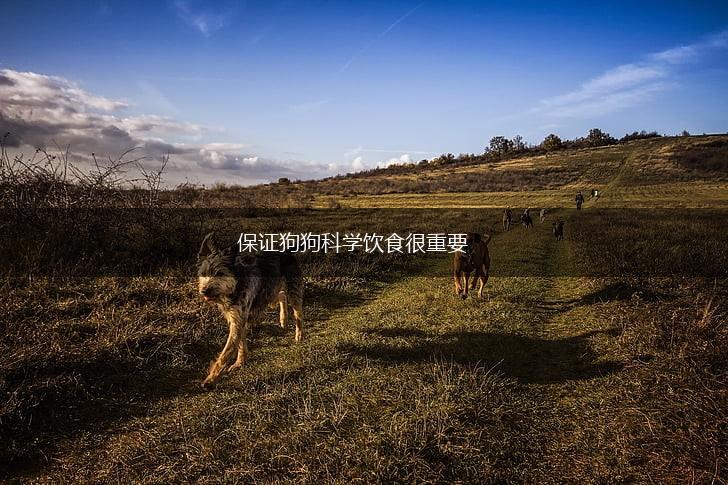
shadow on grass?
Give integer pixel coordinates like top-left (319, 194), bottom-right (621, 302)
top-left (534, 282), bottom-right (666, 315)
top-left (576, 282), bottom-right (665, 305)
top-left (0, 344), bottom-right (207, 478)
top-left (342, 327), bottom-right (623, 384)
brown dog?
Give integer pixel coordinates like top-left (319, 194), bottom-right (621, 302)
top-left (453, 231), bottom-right (492, 299)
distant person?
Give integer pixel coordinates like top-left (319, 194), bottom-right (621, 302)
top-left (503, 208), bottom-right (513, 231)
top-left (521, 208), bottom-right (533, 228)
top-left (593, 188), bottom-right (600, 199)
top-left (575, 191), bottom-right (584, 210)
top-left (590, 189), bottom-right (596, 198)
top-left (539, 208), bottom-right (546, 223)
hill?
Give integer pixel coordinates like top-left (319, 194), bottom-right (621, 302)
top-left (190, 134), bottom-right (728, 209)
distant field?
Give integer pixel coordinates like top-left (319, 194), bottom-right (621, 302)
top-left (321, 181), bottom-right (728, 208)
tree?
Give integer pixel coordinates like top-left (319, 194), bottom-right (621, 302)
top-left (488, 136), bottom-right (514, 156)
top-left (680, 129), bottom-right (690, 137)
top-left (586, 128), bottom-right (616, 147)
top-left (512, 135), bottom-right (526, 152)
top-left (542, 133), bottom-right (563, 151)
top-left (619, 130), bottom-right (661, 143)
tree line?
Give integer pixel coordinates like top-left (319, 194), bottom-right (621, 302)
top-left (338, 128), bottom-right (663, 178)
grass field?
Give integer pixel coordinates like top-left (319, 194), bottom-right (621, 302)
top-left (319, 181), bottom-right (728, 209)
top-left (1, 136), bottom-right (727, 482)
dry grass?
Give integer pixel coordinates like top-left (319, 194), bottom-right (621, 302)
top-left (1, 135), bottom-right (727, 482)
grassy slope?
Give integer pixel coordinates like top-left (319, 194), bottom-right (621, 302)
top-left (310, 135), bottom-right (728, 208)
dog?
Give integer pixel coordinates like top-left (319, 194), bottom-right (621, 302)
top-left (502, 209), bottom-right (512, 232)
top-left (197, 232), bottom-right (303, 389)
top-left (552, 221), bottom-right (564, 240)
top-left (453, 230), bottom-right (492, 299)
top-left (539, 208), bottom-right (546, 223)
top-left (521, 210), bottom-right (533, 228)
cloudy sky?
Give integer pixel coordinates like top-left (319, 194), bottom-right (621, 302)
top-left (2, 0), bottom-right (728, 186)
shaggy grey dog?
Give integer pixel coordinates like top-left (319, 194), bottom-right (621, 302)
top-left (197, 232), bottom-right (303, 389)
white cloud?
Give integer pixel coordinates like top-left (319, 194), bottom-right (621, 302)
top-left (343, 148), bottom-right (434, 172)
top-left (290, 99), bottom-right (329, 113)
top-left (0, 69), bottom-right (126, 120)
top-left (120, 114), bottom-right (205, 137)
top-left (344, 146), bottom-right (363, 159)
top-left (650, 45), bottom-right (697, 64)
top-left (377, 153), bottom-right (411, 168)
top-left (707, 29), bottom-right (728, 48)
top-left (533, 29), bottom-right (728, 119)
top-left (350, 156), bottom-right (365, 171)
top-left (173, 0), bottom-right (233, 37)
top-left (0, 68), bottom-right (336, 185)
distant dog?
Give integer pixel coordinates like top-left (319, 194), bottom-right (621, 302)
top-left (539, 208), bottom-right (546, 223)
top-left (552, 221), bottom-right (564, 240)
top-left (502, 209), bottom-right (513, 231)
top-left (453, 231), bottom-right (492, 299)
top-left (521, 210), bottom-right (533, 228)
top-left (197, 233), bottom-right (303, 389)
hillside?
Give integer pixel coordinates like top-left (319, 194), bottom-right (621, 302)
top-left (190, 134), bottom-right (728, 209)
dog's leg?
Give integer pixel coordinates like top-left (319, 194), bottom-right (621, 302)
top-left (478, 265), bottom-right (490, 298)
top-left (462, 272), bottom-right (470, 299)
top-left (479, 268), bottom-right (489, 298)
top-left (472, 268), bottom-right (482, 296)
top-left (229, 316), bottom-right (253, 373)
top-left (202, 305), bottom-right (245, 389)
top-left (470, 270), bottom-right (479, 291)
top-left (278, 290), bottom-right (288, 328)
top-left (292, 298), bottom-right (303, 342)
top-left (454, 271), bottom-right (463, 295)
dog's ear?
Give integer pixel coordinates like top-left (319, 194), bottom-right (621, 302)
top-left (220, 242), bottom-right (237, 260)
top-left (198, 232), bottom-right (218, 260)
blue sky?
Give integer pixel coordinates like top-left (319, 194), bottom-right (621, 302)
top-left (2, 0), bottom-right (728, 185)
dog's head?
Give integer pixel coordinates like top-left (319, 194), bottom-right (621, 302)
top-left (197, 232), bottom-right (236, 303)
top-left (462, 232), bottom-right (482, 259)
